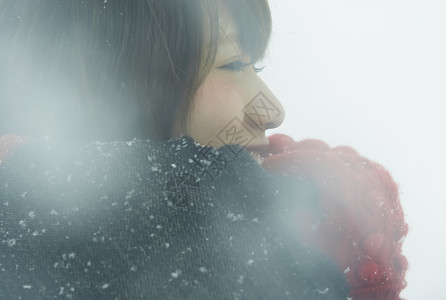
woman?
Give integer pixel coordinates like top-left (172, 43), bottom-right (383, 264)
top-left (0, 1), bottom-right (407, 299)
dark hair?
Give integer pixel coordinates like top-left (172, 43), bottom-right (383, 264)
top-left (0, 0), bottom-right (271, 141)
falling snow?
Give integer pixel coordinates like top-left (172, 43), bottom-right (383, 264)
top-left (171, 270), bottom-right (181, 278)
top-left (316, 287), bottom-right (329, 295)
top-left (6, 238), bottom-right (17, 247)
top-left (227, 212), bottom-right (244, 221)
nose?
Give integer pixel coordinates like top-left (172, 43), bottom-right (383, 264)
top-left (243, 77), bottom-right (285, 132)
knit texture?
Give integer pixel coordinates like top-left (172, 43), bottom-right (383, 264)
top-left (0, 135), bottom-right (349, 299)
top-left (261, 134), bottom-right (408, 300)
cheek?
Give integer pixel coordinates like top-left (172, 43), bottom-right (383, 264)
top-left (192, 73), bottom-right (244, 121)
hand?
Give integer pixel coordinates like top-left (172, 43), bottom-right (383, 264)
top-left (262, 134), bottom-right (408, 299)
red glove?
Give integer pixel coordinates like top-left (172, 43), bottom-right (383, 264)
top-left (261, 134), bottom-right (408, 300)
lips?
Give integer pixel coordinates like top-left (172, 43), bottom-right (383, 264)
top-left (245, 134), bottom-right (301, 164)
top-left (244, 134), bottom-right (297, 165)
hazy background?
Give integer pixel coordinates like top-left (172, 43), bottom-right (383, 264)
top-left (260, 0), bottom-right (446, 299)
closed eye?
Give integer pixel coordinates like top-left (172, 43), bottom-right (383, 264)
top-left (219, 61), bottom-right (266, 73)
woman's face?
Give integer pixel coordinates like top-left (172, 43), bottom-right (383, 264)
top-left (176, 4), bottom-right (285, 156)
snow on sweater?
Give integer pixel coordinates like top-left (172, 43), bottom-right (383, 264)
top-left (0, 135), bottom-right (349, 299)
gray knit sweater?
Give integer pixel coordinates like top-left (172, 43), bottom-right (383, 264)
top-left (0, 136), bottom-right (349, 299)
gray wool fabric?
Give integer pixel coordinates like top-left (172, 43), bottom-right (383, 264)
top-left (0, 136), bottom-right (349, 299)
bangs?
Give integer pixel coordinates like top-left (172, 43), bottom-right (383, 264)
top-left (198, 0), bottom-right (272, 83)
top-left (223, 0), bottom-right (272, 63)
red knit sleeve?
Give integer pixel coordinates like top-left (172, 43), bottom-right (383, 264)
top-left (0, 134), bottom-right (26, 163)
top-left (262, 134), bottom-right (409, 300)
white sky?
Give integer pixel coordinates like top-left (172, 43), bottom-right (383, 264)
top-left (260, 1), bottom-right (446, 298)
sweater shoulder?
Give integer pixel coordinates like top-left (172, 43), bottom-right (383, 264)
top-left (0, 135), bottom-right (268, 221)
top-left (0, 136), bottom-right (349, 299)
